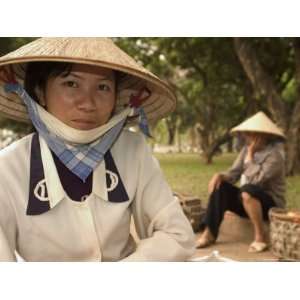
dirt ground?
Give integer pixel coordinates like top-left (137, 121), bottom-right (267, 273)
top-left (192, 235), bottom-right (278, 262)
top-left (131, 212), bottom-right (280, 261)
top-left (191, 212), bottom-right (278, 261)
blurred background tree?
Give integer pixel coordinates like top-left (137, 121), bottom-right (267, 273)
top-left (234, 37), bottom-right (300, 175)
top-left (116, 37), bottom-right (300, 173)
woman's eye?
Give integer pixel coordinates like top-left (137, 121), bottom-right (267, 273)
top-left (64, 81), bottom-right (78, 88)
top-left (98, 84), bottom-right (111, 91)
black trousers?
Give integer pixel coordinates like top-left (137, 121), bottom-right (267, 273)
top-left (203, 181), bottom-right (276, 239)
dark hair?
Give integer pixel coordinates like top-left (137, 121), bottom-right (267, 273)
top-left (24, 61), bottom-right (73, 103)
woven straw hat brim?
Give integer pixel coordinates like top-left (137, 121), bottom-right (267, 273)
top-left (231, 111), bottom-right (285, 139)
top-left (0, 37), bottom-right (176, 124)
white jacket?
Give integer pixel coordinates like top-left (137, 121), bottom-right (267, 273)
top-left (0, 130), bottom-right (195, 261)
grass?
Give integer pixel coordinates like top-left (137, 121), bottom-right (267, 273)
top-left (155, 152), bottom-right (300, 210)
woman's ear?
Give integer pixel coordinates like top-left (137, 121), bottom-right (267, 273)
top-left (35, 87), bottom-right (46, 107)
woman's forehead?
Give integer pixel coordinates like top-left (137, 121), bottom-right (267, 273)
top-left (243, 132), bottom-right (267, 138)
top-left (71, 63), bottom-right (115, 79)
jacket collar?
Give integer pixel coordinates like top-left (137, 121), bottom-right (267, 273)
top-left (27, 134), bottom-right (129, 216)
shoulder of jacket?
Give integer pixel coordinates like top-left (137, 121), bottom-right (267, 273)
top-left (0, 133), bottom-right (34, 160)
top-left (118, 129), bottom-right (147, 147)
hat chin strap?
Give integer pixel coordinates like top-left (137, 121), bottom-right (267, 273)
top-left (37, 104), bottom-right (133, 145)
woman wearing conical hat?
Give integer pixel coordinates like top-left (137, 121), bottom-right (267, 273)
top-left (0, 38), bottom-right (195, 261)
top-left (196, 111), bottom-right (286, 253)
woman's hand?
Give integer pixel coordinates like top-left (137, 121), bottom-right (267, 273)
top-left (208, 173), bottom-right (224, 195)
top-left (245, 135), bottom-right (265, 162)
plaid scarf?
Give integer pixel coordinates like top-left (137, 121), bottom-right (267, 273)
top-left (5, 83), bottom-right (129, 182)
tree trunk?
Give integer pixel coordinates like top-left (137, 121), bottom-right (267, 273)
top-left (286, 38), bottom-right (300, 174)
top-left (233, 38), bottom-right (287, 129)
top-left (227, 137), bottom-right (233, 153)
top-left (176, 130), bottom-right (182, 153)
top-left (196, 125), bottom-right (211, 163)
top-left (196, 125), bottom-right (231, 164)
top-left (285, 117), bottom-right (300, 175)
top-left (167, 126), bottom-right (176, 145)
top-left (165, 118), bottom-right (176, 145)
top-left (234, 37), bottom-right (300, 174)
top-left (204, 152), bottom-right (213, 164)
top-left (189, 126), bottom-right (198, 152)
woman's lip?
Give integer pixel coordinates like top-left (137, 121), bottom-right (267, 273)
top-left (72, 119), bottom-right (95, 124)
top-left (71, 120), bottom-right (97, 130)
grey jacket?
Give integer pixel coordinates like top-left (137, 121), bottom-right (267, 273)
top-left (222, 142), bottom-right (286, 208)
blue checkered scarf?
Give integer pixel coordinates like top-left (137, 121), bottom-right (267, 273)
top-left (5, 83), bottom-right (130, 182)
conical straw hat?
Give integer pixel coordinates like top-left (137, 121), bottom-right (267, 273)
top-left (231, 111), bottom-right (285, 138)
top-left (0, 37), bottom-right (176, 124)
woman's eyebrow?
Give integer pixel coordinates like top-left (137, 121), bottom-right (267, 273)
top-left (68, 73), bottom-right (114, 81)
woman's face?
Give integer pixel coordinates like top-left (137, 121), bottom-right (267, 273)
top-left (42, 63), bottom-right (116, 130)
top-left (244, 132), bottom-right (258, 145)
top-left (243, 132), bottom-right (267, 147)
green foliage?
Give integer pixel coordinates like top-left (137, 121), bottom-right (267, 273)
top-left (0, 37), bottom-right (35, 56)
top-left (116, 38), bottom-right (249, 155)
top-left (282, 78), bottom-right (297, 105)
top-left (248, 38), bottom-right (294, 89)
top-left (116, 38), bottom-right (300, 166)
top-left (239, 38), bottom-right (297, 110)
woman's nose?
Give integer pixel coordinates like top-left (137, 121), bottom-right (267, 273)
top-left (76, 90), bottom-right (97, 112)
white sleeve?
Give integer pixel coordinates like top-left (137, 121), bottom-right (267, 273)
top-left (0, 225), bottom-right (16, 261)
top-left (122, 135), bottom-right (196, 261)
top-left (0, 174), bottom-right (17, 261)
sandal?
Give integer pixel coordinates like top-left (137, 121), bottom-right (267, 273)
top-left (248, 241), bottom-right (268, 253)
top-left (196, 236), bottom-right (215, 249)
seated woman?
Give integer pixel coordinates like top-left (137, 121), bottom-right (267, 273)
top-left (0, 38), bottom-right (195, 261)
top-left (196, 111), bottom-right (286, 253)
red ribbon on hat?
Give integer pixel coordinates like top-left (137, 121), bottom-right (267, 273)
top-left (0, 66), bottom-right (17, 84)
top-left (129, 87), bottom-right (151, 108)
